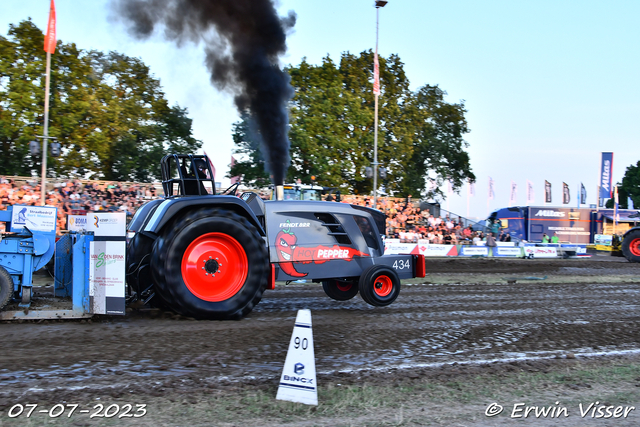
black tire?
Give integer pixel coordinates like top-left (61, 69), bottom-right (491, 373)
top-left (622, 230), bottom-right (640, 263)
top-left (358, 265), bottom-right (401, 307)
top-left (126, 232), bottom-right (155, 297)
top-left (322, 279), bottom-right (359, 301)
top-left (150, 208), bottom-right (269, 320)
top-left (0, 266), bottom-right (13, 311)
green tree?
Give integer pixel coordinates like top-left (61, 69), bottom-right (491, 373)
top-left (0, 20), bottom-right (201, 181)
top-left (230, 51), bottom-right (475, 197)
top-left (622, 161), bottom-right (640, 209)
top-left (406, 85), bottom-right (473, 198)
top-left (0, 19), bottom-right (47, 176)
top-left (606, 161), bottom-right (640, 209)
top-left (227, 112), bottom-right (271, 188)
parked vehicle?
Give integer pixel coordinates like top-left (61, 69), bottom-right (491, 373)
top-left (487, 206), bottom-right (639, 245)
top-left (621, 226), bottom-right (640, 262)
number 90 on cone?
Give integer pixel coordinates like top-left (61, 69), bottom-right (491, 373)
top-left (276, 309), bottom-right (318, 406)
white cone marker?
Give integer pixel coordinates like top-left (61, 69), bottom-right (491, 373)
top-left (276, 309), bottom-right (318, 406)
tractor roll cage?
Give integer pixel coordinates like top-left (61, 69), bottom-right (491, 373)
top-left (161, 154), bottom-right (216, 197)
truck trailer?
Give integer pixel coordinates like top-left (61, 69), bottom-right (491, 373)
top-left (488, 206), bottom-right (640, 244)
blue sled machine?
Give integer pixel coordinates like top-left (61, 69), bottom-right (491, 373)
top-left (0, 205), bottom-right (97, 320)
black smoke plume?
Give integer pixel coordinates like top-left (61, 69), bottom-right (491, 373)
top-left (112, 0), bottom-right (296, 185)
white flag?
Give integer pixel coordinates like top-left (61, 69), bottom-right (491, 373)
top-left (468, 180), bottom-right (475, 197)
top-left (526, 180), bottom-right (535, 204)
top-left (488, 177), bottom-right (494, 200)
top-left (446, 180), bottom-right (453, 195)
top-left (510, 181), bottom-right (517, 204)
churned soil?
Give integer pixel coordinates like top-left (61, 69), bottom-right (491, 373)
top-left (1, 255), bottom-right (639, 426)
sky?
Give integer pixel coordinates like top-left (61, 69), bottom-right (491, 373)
top-left (2, 0), bottom-right (638, 220)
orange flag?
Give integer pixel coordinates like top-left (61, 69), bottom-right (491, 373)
top-left (373, 51), bottom-right (380, 96)
top-left (44, 0), bottom-right (57, 53)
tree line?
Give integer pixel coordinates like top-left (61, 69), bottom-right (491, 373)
top-left (3, 19), bottom-right (479, 199)
top-left (229, 51), bottom-right (475, 198)
top-left (606, 161), bottom-right (640, 210)
top-left (0, 20), bottom-right (201, 181)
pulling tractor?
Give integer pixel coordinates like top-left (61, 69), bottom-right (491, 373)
top-left (126, 154), bottom-right (425, 320)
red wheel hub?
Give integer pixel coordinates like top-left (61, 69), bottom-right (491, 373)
top-left (373, 275), bottom-right (393, 297)
top-left (630, 238), bottom-right (640, 257)
top-left (337, 282), bottom-right (353, 292)
top-left (181, 233), bottom-right (248, 302)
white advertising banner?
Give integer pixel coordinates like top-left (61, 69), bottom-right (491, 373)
top-left (10, 205), bottom-right (57, 233)
top-left (89, 241), bottom-right (126, 315)
top-left (559, 244), bottom-right (587, 254)
top-left (67, 215), bottom-right (87, 232)
top-left (86, 212), bottom-right (126, 237)
top-left (459, 246), bottom-right (489, 257)
top-left (420, 244), bottom-right (459, 257)
top-left (494, 247), bottom-right (523, 257)
top-left (523, 246), bottom-right (558, 258)
top-left (384, 242), bottom-right (417, 255)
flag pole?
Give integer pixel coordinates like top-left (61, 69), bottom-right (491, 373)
top-left (40, 51), bottom-right (51, 206)
top-left (41, 0), bottom-right (56, 206)
top-left (372, 5), bottom-right (381, 209)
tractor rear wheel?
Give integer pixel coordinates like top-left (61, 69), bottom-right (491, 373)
top-left (151, 208), bottom-right (268, 320)
top-left (358, 265), bottom-right (401, 307)
top-left (622, 230), bottom-right (640, 263)
top-left (0, 266), bottom-right (13, 311)
top-left (322, 279), bottom-right (359, 301)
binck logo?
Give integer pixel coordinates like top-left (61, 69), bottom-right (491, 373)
top-left (535, 210), bottom-right (565, 218)
top-left (283, 375), bottom-right (314, 384)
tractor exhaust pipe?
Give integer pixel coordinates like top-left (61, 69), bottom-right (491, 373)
top-left (275, 185), bottom-right (284, 201)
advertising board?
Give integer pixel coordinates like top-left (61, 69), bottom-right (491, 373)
top-left (523, 246), bottom-right (558, 258)
top-left (494, 247), bottom-right (523, 257)
top-left (459, 246), bottom-right (489, 257)
top-left (528, 207), bottom-right (593, 244)
top-left (10, 205), bottom-right (57, 233)
top-left (67, 215), bottom-right (87, 232)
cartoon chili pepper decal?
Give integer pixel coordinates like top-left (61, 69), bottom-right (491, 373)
top-left (275, 221), bottom-right (307, 277)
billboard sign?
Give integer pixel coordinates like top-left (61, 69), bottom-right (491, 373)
top-left (67, 215), bottom-right (87, 232)
top-left (528, 207), bottom-right (592, 244)
top-left (10, 205), bottom-right (57, 233)
top-left (599, 152), bottom-right (613, 200)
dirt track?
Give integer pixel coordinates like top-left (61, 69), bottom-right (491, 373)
top-left (1, 256), bottom-right (640, 426)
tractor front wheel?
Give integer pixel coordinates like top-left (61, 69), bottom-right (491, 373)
top-left (622, 230), bottom-right (640, 263)
top-left (322, 279), bottom-right (359, 301)
top-left (151, 208), bottom-right (268, 320)
top-left (358, 265), bottom-right (401, 307)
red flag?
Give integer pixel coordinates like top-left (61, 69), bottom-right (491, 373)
top-left (44, 0), bottom-right (57, 53)
top-left (373, 52), bottom-right (380, 96)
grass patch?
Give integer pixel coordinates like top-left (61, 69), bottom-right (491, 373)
top-left (4, 359), bottom-right (639, 426)
top-left (142, 359), bottom-right (640, 426)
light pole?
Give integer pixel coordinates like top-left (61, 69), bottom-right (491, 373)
top-left (372, 0), bottom-right (386, 210)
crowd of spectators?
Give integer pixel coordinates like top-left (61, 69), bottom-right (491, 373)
top-left (1, 177), bottom-right (491, 244)
top-left (0, 177), bottom-right (158, 233)
top-left (339, 195), bottom-right (489, 245)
